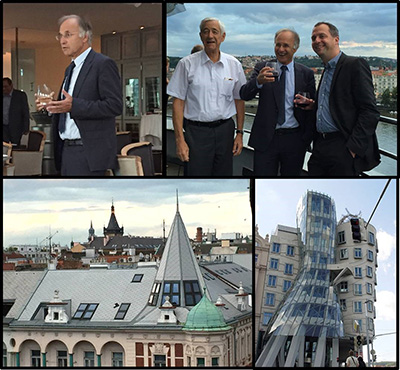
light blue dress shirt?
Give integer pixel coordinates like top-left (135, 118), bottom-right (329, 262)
top-left (316, 51), bottom-right (342, 133)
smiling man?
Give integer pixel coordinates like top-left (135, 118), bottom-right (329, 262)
top-left (240, 29), bottom-right (315, 176)
top-left (307, 22), bottom-right (380, 176)
top-left (167, 17), bottom-right (246, 176)
top-left (36, 15), bottom-right (122, 176)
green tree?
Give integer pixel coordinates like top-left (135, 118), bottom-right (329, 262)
top-left (381, 88), bottom-right (391, 107)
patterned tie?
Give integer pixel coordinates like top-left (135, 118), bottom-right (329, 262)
top-left (277, 65), bottom-right (287, 126)
top-left (59, 61), bottom-right (75, 133)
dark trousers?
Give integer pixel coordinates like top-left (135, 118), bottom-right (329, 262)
top-left (254, 129), bottom-right (306, 176)
top-left (61, 144), bottom-right (105, 176)
top-left (184, 118), bottom-right (234, 176)
top-left (308, 133), bottom-right (358, 176)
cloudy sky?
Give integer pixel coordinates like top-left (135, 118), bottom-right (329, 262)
top-left (3, 179), bottom-right (252, 247)
top-left (167, 3), bottom-right (397, 59)
top-left (256, 179), bottom-right (397, 363)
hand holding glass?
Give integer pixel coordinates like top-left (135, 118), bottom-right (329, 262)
top-left (35, 84), bottom-right (55, 110)
top-left (266, 61), bottom-right (279, 81)
top-left (295, 92), bottom-right (311, 108)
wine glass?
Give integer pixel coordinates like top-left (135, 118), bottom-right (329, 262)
top-left (266, 61), bottom-right (279, 81)
top-left (36, 84), bottom-right (54, 106)
top-left (295, 91), bottom-right (311, 107)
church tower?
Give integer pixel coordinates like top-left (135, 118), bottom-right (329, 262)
top-left (103, 200), bottom-right (124, 237)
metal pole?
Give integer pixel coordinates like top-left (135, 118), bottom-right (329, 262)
top-left (365, 179), bottom-right (391, 228)
top-left (364, 301), bottom-right (371, 366)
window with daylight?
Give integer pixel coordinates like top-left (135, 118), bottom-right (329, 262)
top-left (354, 248), bottom-right (362, 259)
top-left (268, 275), bottom-right (277, 287)
top-left (212, 358), bottom-right (219, 366)
top-left (73, 303), bottom-right (98, 319)
top-left (291, 303), bottom-right (307, 317)
top-left (366, 283), bottom-right (373, 295)
top-left (308, 304), bottom-right (325, 318)
top-left (184, 281), bottom-right (202, 306)
top-left (162, 281), bottom-right (180, 306)
top-left (355, 319), bottom-right (362, 332)
top-left (255, 254), bottom-right (258, 263)
top-left (270, 258), bottom-right (279, 270)
top-left (287, 245), bottom-right (295, 256)
top-left (368, 232), bottom-right (375, 245)
top-left (115, 303), bottom-right (130, 320)
top-left (340, 299), bottom-right (347, 311)
top-left (3, 347), bottom-right (7, 368)
top-left (132, 274), bottom-right (144, 282)
top-left (311, 252), bottom-right (317, 263)
top-left (354, 267), bottom-right (362, 278)
top-left (284, 264), bottom-right (293, 275)
top-left (263, 312), bottom-right (273, 325)
top-left (265, 293), bottom-right (275, 306)
top-left (367, 250), bottom-right (374, 262)
top-left (368, 318), bottom-right (374, 331)
top-left (197, 358), bottom-right (205, 367)
top-left (339, 281), bottom-right (348, 293)
top-left (338, 231), bottom-right (346, 244)
top-left (354, 301), bottom-right (362, 313)
top-left (148, 282), bottom-right (161, 306)
top-left (31, 350), bottom-right (41, 367)
top-left (340, 249), bottom-right (348, 259)
top-left (317, 269), bottom-right (329, 281)
top-left (367, 266), bottom-right (373, 278)
top-left (354, 284), bottom-right (362, 295)
top-left (283, 280), bottom-right (292, 292)
top-left (313, 286), bottom-right (327, 298)
top-left (367, 301), bottom-right (373, 312)
top-left (272, 243), bottom-right (280, 253)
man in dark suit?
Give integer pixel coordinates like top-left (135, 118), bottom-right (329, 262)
top-left (37, 15), bottom-right (122, 176)
top-left (306, 22), bottom-right (380, 176)
top-left (3, 78), bottom-right (30, 145)
top-left (240, 28), bottom-right (315, 176)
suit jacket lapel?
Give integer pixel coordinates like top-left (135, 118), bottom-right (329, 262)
top-left (72, 49), bottom-right (95, 97)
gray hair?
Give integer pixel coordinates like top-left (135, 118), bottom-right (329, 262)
top-left (199, 17), bottom-right (226, 35)
top-left (58, 15), bottom-right (93, 46)
top-left (274, 28), bottom-right (300, 50)
top-left (314, 22), bottom-right (339, 38)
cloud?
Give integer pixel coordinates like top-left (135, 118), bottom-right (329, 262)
top-left (375, 291), bottom-right (396, 321)
top-left (376, 229), bottom-right (396, 261)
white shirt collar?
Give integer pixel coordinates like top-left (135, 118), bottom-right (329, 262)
top-left (72, 47), bottom-right (92, 67)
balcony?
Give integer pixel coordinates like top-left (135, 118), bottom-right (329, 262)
top-left (167, 102), bottom-right (397, 176)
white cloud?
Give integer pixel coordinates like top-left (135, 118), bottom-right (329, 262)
top-left (375, 291), bottom-right (396, 321)
top-left (376, 229), bottom-right (396, 261)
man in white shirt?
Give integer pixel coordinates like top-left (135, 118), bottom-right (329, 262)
top-left (167, 17), bottom-right (246, 176)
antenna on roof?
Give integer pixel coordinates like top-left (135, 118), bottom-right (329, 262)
top-left (176, 189), bottom-right (179, 213)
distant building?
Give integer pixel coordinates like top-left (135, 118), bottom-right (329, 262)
top-left (3, 200), bottom-right (252, 367)
top-left (256, 191), bottom-right (378, 367)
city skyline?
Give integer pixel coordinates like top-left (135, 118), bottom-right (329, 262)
top-left (256, 179), bottom-right (396, 362)
top-left (3, 179), bottom-right (252, 248)
top-left (167, 3), bottom-right (397, 59)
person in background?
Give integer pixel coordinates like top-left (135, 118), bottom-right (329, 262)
top-left (357, 355), bottom-right (366, 368)
top-left (167, 17), bottom-right (246, 176)
top-left (304, 21), bottom-right (380, 176)
top-left (240, 28), bottom-right (315, 176)
top-left (190, 44), bottom-right (204, 54)
top-left (3, 77), bottom-right (30, 145)
top-left (36, 15), bottom-right (122, 176)
top-left (346, 350), bottom-right (359, 367)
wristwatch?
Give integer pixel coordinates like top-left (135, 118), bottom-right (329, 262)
top-left (236, 129), bottom-right (244, 135)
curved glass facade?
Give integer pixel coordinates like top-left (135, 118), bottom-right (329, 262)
top-left (268, 191), bottom-right (344, 338)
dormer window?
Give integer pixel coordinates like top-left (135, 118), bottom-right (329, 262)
top-left (132, 274), bottom-right (144, 282)
top-left (162, 282), bottom-right (180, 306)
top-left (114, 303), bottom-right (130, 320)
top-left (184, 281), bottom-right (202, 306)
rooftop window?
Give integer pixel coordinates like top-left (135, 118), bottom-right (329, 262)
top-left (132, 274), bottom-right (144, 282)
top-left (114, 303), bottom-right (130, 320)
top-left (73, 303), bottom-right (98, 319)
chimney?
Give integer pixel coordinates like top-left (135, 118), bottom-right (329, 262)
top-left (196, 227), bottom-right (203, 242)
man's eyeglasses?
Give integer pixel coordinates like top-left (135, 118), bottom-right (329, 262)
top-left (55, 32), bottom-right (78, 41)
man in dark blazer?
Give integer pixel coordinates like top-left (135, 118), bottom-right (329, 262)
top-left (3, 78), bottom-right (30, 145)
top-left (240, 28), bottom-right (316, 176)
top-left (306, 22), bottom-right (380, 176)
top-left (38, 15), bottom-right (122, 176)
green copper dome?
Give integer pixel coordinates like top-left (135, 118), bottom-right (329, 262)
top-left (183, 292), bottom-right (231, 331)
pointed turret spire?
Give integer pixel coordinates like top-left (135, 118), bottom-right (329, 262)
top-left (103, 200), bottom-right (124, 237)
top-left (176, 189), bottom-right (179, 213)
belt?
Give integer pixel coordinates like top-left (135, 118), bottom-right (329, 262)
top-left (64, 139), bottom-right (83, 146)
top-left (186, 118), bottom-right (231, 127)
top-left (317, 131), bottom-right (343, 140)
top-left (274, 127), bottom-right (300, 135)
